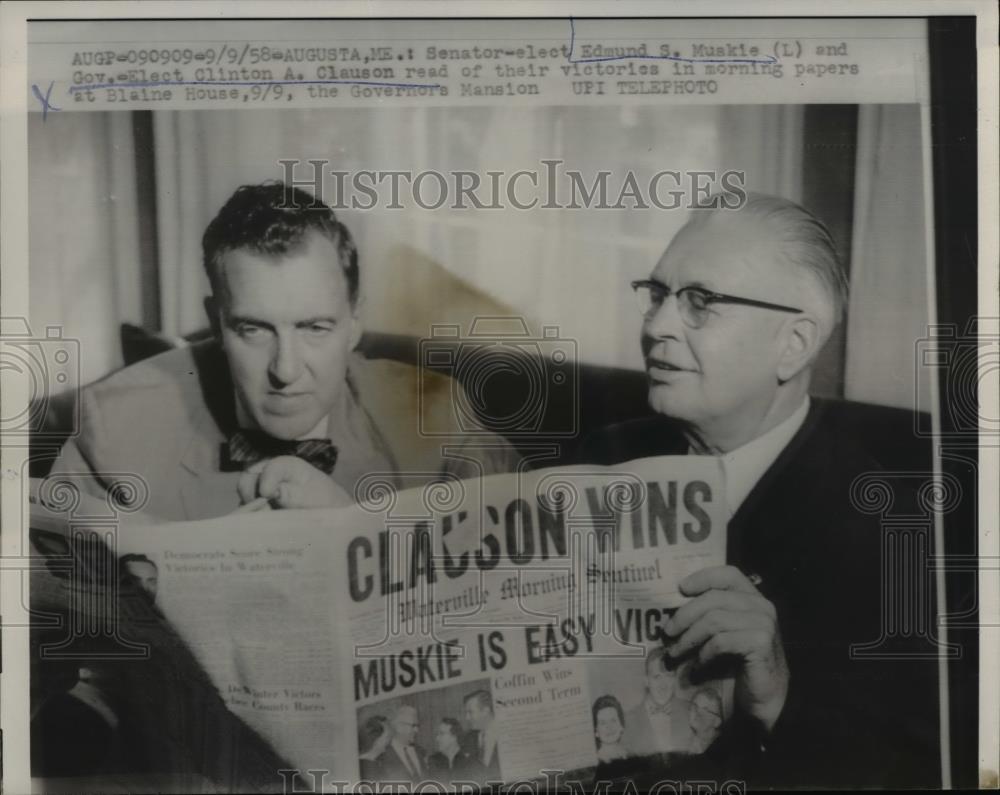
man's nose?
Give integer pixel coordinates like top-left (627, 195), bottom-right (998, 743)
top-left (643, 293), bottom-right (685, 339)
top-left (269, 332), bottom-right (304, 386)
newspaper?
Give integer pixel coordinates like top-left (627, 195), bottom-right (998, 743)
top-left (31, 455), bottom-right (729, 788)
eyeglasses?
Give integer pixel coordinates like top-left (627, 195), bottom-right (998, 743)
top-left (630, 279), bottom-right (803, 330)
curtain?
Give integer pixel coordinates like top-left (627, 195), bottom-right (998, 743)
top-left (30, 105), bottom-right (808, 385)
top-left (144, 105), bottom-right (805, 372)
top-left (718, 105), bottom-right (804, 202)
top-left (28, 112), bottom-right (143, 390)
top-left (845, 104), bottom-right (931, 410)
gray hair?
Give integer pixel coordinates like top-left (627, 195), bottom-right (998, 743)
top-left (688, 192), bottom-right (849, 332)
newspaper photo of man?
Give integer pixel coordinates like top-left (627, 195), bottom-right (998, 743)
top-left (687, 688), bottom-right (724, 754)
top-left (375, 703), bottom-right (426, 785)
top-left (622, 647), bottom-right (693, 756)
top-left (119, 554), bottom-right (158, 604)
top-left (462, 689), bottom-right (501, 782)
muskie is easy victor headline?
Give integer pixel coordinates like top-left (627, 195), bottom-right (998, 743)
top-left (347, 476), bottom-right (716, 702)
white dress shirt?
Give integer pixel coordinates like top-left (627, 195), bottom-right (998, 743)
top-left (646, 698), bottom-right (675, 752)
top-left (479, 722), bottom-right (498, 766)
top-left (694, 398), bottom-right (810, 517)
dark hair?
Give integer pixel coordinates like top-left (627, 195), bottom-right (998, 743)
top-left (463, 689), bottom-right (493, 714)
top-left (120, 554), bottom-right (156, 572)
top-left (202, 181), bottom-right (359, 306)
top-left (592, 695), bottom-right (625, 737)
top-left (438, 717), bottom-right (462, 740)
top-left (644, 645), bottom-right (680, 675)
top-left (358, 715), bottom-right (388, 755)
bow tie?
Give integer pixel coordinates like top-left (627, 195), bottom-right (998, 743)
top-left (221, 430), bottom-right (339, 474)
top-left (648, 701), bottom-right (674, 716)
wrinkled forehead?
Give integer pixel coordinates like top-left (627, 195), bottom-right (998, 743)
top-left (652, 213), bottom-right (788, 292)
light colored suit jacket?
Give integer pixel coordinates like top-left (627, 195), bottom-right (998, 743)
top-left (50, 340), bottom-right (521, 520)
top-left (623, 697), bottom-right (693, 757)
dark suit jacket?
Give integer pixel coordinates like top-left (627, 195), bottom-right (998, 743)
top-left (462, 728), bottom-right (501, 782)
top-left (376, 743), bottom-right (428, 784)
top-left (358, 756), bottom-right (382, 782)
top-left (581, 399), bottom-right (941, 789)
top-left (427, 748), bottom-right (481, 783)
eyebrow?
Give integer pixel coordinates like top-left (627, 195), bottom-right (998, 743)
top-left (644, 278), bottom-right (714, 291)
top-left (225, 315), bottom-right (339, 328)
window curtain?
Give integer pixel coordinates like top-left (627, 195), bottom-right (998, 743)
top-left (28, 111), bottom-right (143, 390)
top-left (145, 105), bottom-right (806, 372)
top-left (844, 104), bottom-right (931, 410)
top-left (30, 104), bottom-right (811, 385)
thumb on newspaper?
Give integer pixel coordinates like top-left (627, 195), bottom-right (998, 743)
top-left (273, 479), bottom-right (354, 510)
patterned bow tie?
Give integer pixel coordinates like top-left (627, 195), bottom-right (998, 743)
top-left (648, 701), bottom-right (674, 716)
top-left (221, 430), bottom-right (338, 474)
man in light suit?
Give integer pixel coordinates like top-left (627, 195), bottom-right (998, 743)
top-left (50, 182), bottom-right (520, 520)
top-left (623, 646), bottom-right (692, 757)
top-left (582, 193), bottom-right (940, 788)
top-left (38, 183), bottom-right (521, 786)
top-left (375, 704), bottom-right (427, 785)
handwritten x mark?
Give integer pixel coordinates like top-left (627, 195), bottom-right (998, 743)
top-left (32, 81), bottom-right (61, 120)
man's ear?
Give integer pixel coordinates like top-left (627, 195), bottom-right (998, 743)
top-left (348, 304), bottom-right (364, 352)
top-left (204, 295), bottom-right (221, 338)
top-left (776, 314), bottom-right (821, 383)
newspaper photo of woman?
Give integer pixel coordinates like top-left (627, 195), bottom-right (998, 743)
top-left (592, 694), bottom-right (634, 780)
top-left (593, 695), bottom-right (629, 763)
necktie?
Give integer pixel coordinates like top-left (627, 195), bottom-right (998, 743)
top-left (221, 430), bottom-right (338, 474)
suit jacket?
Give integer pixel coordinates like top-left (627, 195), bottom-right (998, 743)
top-left (462, 729), bottom-right (503, 783)
top-left (581, 399), bottom-right (941, 789)
top-left (358, 756), bottom-right (382, 781)
top-left (622, 697), bottom-right (693, 757)
top-left (376, 743), bottom-right (428, 784)
top-left (426, 747), bottom-right (481, 783)
top-left (50, 340), bottom-right (521, 520)
top-left (462, 727), bottom-right (501, 782)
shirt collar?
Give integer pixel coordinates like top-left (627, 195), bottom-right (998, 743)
top-left (699, 397), bottom-right (810, 516)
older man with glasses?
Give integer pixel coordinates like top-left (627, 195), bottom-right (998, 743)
top-left (582, 193), bottom-right (940, 788)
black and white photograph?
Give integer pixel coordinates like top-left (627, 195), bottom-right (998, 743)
top-left (1, 4), bottom-right (996, 794)
top-left (587, 644), bottom-right (733, 765)
top-left (355, 680), bottom-right (497, 788)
